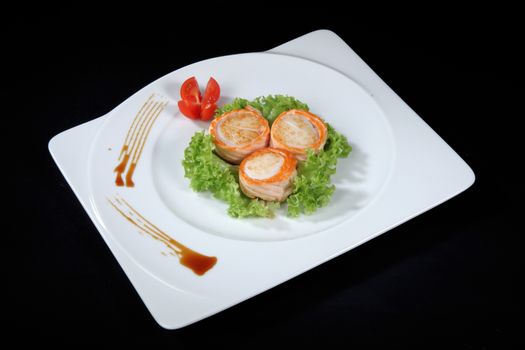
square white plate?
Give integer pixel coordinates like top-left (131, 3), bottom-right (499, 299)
top-left (49, 30), bottom-right (474, 329)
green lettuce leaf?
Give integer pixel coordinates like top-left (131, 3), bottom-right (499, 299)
top-left (184, 95), bottom-right (352, 219)
top-left (286, 123), bottom-right (352, 217)
top-left (182, 131), bottom-right (279, 218)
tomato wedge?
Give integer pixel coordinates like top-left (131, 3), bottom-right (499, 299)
top-left (202, 77), bottom-right (220, 104)
top-left (180, 77), bottom-right (202, 103)
top-left (178, 76), bottom-right (220, 121)
top-left (178, 99), bottom-right (201, 120)
top-left (200, 102), bottom-right (218, 121)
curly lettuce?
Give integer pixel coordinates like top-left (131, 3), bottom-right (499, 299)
top-left (182, 131), bottom-right (279, 218)
top-left (215, 95), bottom-right (309, 124)
top-left (183, 95), bottom-right (352, 218)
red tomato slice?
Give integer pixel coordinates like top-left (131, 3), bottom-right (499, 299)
top-left (200, 102), bottom-right (217, 121)
top-left (178, 99), bottom-right (201, 119)
top-left (202, 77), bottom-right (220, 104)
top-left (180, 77), bottom-right (202, 103)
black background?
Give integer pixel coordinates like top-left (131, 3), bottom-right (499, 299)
top-left (13, 8), bottom-right (523, 347)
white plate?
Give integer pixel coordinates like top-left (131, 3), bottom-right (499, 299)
top-left (50, 30), bottom-right (475, 329)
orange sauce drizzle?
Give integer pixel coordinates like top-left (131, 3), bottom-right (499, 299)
top-left (107, 195), bottom-right (217, 276)
top-left (114, 94), bottom-right (168, 188)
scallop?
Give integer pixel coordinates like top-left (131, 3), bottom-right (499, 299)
top-left (270, 109), bottom-right (327, 160)
top-left (209, 108), bottom-right (270, 164)
top-left (239, 147), bottom-right (297, 202)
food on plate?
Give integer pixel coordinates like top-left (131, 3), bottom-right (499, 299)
top-left (208, 107), bottom-right (270, 164)
top-left (200, 77), bottom-right (221, 120)
top-left (180, 76), bottom-right (202, 103)
top-left (183, 94), bottom-right (352, 218)
top-left (178, 76), bottom-right (220, 120)
top-left (270, 109), bottom-right (327, 160)
top-left (239, 148), bottom-right (297, 202)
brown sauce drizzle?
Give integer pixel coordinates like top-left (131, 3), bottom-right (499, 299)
top-left (114, 152), bottom-right (130, 187)
top-left (114, 94), bottom-right (168, 188)
top-left (108, 195), bottom-right (217, 276)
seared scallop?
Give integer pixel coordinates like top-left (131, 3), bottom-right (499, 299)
top-left (239, 148), bottom-right (297, 202)
top-left (209, 108), bottom-right (270, 164)
top-left (270, 109), bottom-right (327, 160)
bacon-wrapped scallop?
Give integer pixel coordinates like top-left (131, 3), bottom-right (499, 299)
top-left (208, 108), bottom-right (270, 164)
top-left (239, 147), bottom-right (297, 202)
top-left (270, 109), bottom-right (327, 161)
